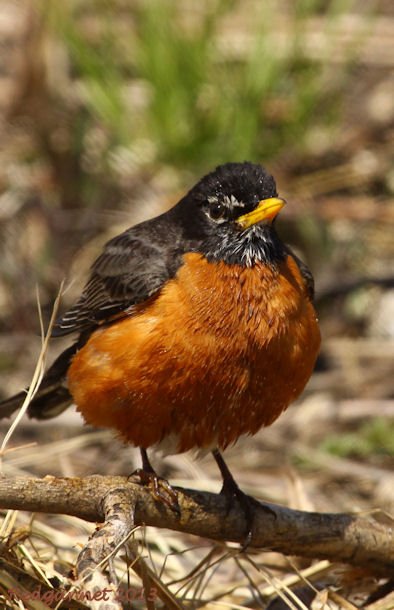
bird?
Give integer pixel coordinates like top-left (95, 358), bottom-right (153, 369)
top-left (0, 162), bottom-right (320, 530)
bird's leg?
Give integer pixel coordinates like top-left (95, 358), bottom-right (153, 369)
top-left (130, 448), bottom-right (180, 514)
top-left (212, 449), bottom-right (274, 547)
top-left (212, 449), bottom-right (245, 498)
top-left (140, 447), bottom-right (155, 473)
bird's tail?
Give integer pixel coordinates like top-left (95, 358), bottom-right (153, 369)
top-left (0, 342), bottom-right (80, 421)
top-left (0, 385), bottom-right (72, 420)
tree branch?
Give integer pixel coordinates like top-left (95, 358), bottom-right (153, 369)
top-left (0, 475), bottom-right (392, 576)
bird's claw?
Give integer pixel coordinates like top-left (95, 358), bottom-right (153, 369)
top-left (130, 468), bottom-right (180, 515)
top-left (220, 480), bottom-right (276, 550)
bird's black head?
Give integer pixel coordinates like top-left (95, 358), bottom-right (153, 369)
top-left (174, 162), bottom-right (287, 267)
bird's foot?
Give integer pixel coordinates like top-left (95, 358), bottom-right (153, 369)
top-left (220, 477), bottom-right (262, 549)
top-left (212, 449), bottom-right (276, 548)
top-left (129, 448), bottom-right (180, 514)
top-left (130, 468), bottom-right (180, 516)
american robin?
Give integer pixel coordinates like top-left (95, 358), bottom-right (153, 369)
top-left (0, 162), bottom-right (320, 524)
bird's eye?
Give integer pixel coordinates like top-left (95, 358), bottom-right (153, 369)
top-left (209, 202), bottom-right (226, 221)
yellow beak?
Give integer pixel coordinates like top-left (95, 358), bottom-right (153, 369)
top-left (236, 197), bottom-right (286, 229)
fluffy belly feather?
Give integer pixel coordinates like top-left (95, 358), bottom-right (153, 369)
top-left (68, 253), bottom-right (320, 453)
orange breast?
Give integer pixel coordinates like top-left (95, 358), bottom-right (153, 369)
top-left (68, 253), bottom-right (320, 453)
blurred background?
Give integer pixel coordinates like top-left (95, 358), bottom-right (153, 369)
top-left (0, 0), bottom-right (393, 607)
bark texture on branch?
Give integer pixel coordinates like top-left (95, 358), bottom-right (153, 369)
top-left (0, 475), bottom-right (392, 575)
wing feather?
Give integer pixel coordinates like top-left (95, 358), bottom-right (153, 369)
top-left (52, 226), bottom-right (174, 336)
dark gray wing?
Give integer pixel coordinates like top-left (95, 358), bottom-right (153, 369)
top-left (287, 248), bottom-right (315, 301)
top-left (52, 227), bottom-right (176, 337)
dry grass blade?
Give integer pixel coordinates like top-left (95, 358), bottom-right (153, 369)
top-left (166, 545), bottom-right (221, 586)
top-left (0, 282), bottom-right (64, 469)
top-left (0, 509), bottom-right (18, 539)
top-left (0, 568), bottom-right (52, 610)
top-left (173, 548), bottom-right (232, 599)
top-left (5, 431), bottom-right (111, 469)
top-left (234, 556), bottom-right (265, 608)
top-left (259, 560), bottom-right (332, 598)
top-left (18, 544), bottom-right (54, 589)
top-left (243, 555), bottom-right (312, 610)
top-left (328, 590), bottom-right (360, 610)
top-left (129, 552), bottom-right (183, 610)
